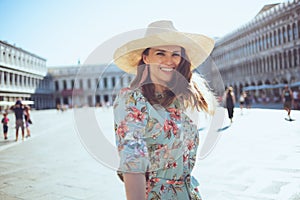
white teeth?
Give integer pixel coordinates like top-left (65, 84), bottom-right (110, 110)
top-left (160, 67), bottom-right (174, 72)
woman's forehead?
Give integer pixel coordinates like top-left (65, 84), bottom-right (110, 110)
top-left (150, 45), bottom-right (182, 52)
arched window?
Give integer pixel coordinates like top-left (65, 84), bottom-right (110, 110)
top-left (4, 72), bottom-right (7, 84)
top-left (259, 37), bottom-right (262, 51)
top-left (287, 25), bottom-right (292, 42)
top-left (293, 49), bottom-right (297, 67)
top-left (279, 53), bottom-right (282, 69)
top-left (283, 26), bottom-right (287, 43)
top-left (9, 73), bottom-right (13, 85)
top-left (278, 29), bottom-right (281, 45)
top-left (288, 51), bottom-right (292, 68)
top-left (103, 77), bottom-right (108, 88)
top-left (79, 79), bottom-right (83, 89)
top-left (292, 23), bottom-right (297, 39)
top-left (19, 75), bottom-right (22, 85)
top-left (112, 77), bottom-right (116, 87)
top-left (255, 64), bottom-right (258, 74)
top-left (87, 79), bottom-right (91, 89)
top-left (270, 55), bottom-right (274, 71)
top-left (283, 52), bottom-right (288, 69)
top-left (269, 32), bottom-right (273, 47)
top-left (266, 57), bottom-right (270, 72)
top-left (14, 74), bottom-right (18, 86)
top-left (298, 21), bottom-right (300, 39)
top-left (63, 80), bottom-right (67, 90)
top-left (260, 58), bottom-right (264, 73)
top-left (275, 54), bottom-right (278, 70)
top-left (274, 31), bottom-right (277, 46)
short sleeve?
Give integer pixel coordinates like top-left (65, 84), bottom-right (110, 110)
top-left (113, 88), bottom-right (150, 174)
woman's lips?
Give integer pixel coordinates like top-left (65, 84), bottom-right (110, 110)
top-left (160, 67), bottom-right (175, 72)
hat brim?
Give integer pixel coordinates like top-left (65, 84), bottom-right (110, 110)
top-left (113, 31), bottom-right (214, 74)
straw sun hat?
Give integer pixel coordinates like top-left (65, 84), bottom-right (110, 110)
top-left (113, 20), bottom-right (215, 74)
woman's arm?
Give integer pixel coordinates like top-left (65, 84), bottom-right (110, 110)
top-left (123, 173), bottom-right (146, 200)
top-left (232, 93), bottom-right (236, 105)
top-left (27, 111), bottom-right (31, 121)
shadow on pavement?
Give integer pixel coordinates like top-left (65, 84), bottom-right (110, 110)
top-left (0, 140), bottom-right (14, 145)
top-left (217, 125), bottom-right (231, 132)
top-left (198, 127), bottom-right (206, 132)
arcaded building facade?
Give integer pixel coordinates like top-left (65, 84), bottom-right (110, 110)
top-left (0, 40), bottom-right (52, 110)
top-left (48, 64), bottom-right (134, 108)
top-left (210, 0), bottom-right (300, 101)
top-left (2, 1), bottom-right (298, 109)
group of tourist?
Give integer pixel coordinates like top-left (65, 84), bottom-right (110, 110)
top-left (1, 100), bottom-right (32, 141)
top-left (223, 85), bottom-right (297, 122)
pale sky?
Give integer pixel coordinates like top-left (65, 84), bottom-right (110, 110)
top-left (0, 0), bottom-right (283, 67)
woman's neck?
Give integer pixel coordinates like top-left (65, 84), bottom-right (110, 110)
top-left (154, 84), bottom-right (167, 93)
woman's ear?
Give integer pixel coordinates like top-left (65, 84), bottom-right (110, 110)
top-left (143, 54), bottom-right (149, 64)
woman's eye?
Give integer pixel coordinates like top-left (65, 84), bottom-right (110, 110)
top-left (156, 52), bottom-right (165, 56)
top-left (173, 53), bottom-right (180, 57)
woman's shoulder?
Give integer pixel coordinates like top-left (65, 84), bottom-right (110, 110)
top-left (118, 87), bottom-right (144, 99)
top-left (114, 87), bottom-right (146, 106)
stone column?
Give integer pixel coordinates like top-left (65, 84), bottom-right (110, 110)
top-left (12, 73), bottom-right (15, 87)
top-left (92, 95), bottom-right (96, 107)
top-left (1, 71), bottom-right (4, 85)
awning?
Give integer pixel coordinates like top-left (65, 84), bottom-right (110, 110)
top-left (291, 82), bottom-right (300, 87)
top-left (244, 86), bottom-right (257, 91)
top-left (244, 83), bottom-right (287, 91)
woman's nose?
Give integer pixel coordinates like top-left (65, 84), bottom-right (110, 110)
top-left (163, 55), bottom-right (174, 66)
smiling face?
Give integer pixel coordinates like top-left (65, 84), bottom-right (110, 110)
top-left (142, 45), bottom-right (182, 91)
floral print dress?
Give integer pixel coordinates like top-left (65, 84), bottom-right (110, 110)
top-left (113, 88), bottom-right (202, 200)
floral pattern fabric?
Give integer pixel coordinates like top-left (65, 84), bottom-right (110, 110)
top-left (113, 88), bottom-right (202, 200)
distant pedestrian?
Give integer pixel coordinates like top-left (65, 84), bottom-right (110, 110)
top-left (104, 101), bottom-right (110, 110)
top-left (10, 100), bottom-right (26, 141)
top-left (292, 88), bottom-right (299, 110)
top-left (1, 112), bottom-right (9, 140)
top-left (239, 91), bottom-right (246, 114)
top-left (224, 87), bottom-right (236, 123)
top-left (56, 104), bottom-right (61, 113)
top-left (245, 92), bottom-right (251, 109)
top-left (282, 85), bottom-right (293, 121)
top-left (24, 106), bottom-right (31, 138)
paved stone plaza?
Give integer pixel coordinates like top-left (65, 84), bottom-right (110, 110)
top-left (0, 107), bottom-right (299, 200)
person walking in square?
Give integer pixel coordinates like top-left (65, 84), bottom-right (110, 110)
top-left (292, 88), bottom-right (299, 110)
top-left (10, 100), bottom-right (26, 141)
top-left (224, 87), bottom-right (236, 123)
top-left (239, 91), bottom-right (246, 115)
top-left (245, 91), bottom-right (251, 109)
top-left (282, 85), bottom-right (294, 121)
top-left (1, 112), bottom-right (9, 140)
top-left (113, 20), bottom-right (217, 200)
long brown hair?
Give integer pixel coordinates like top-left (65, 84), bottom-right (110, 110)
top-left (130, 47), bottom-right (209, 112)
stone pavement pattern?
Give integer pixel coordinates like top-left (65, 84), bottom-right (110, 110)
top-left (0, 107), bottom-right (299, 200)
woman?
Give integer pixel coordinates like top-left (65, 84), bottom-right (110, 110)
top-left (113, 20), bottom-right (217, 200)
top-left (239, 91), bottom-right (246, 114)
top-left (282, 85), bottom-right (293, 120)
top-left (224, 87), bottom-right (236, 123)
